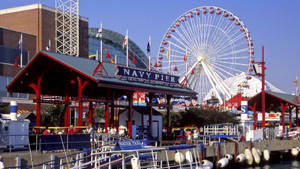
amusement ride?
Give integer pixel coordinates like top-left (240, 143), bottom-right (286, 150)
top-left (156, 6), bottom-right (255, 104)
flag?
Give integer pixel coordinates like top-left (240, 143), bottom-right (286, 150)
top-left (129, 51), bottom-right (136, 63)
top-left (238, 84), bottom-right (242, 89)
top-left (147, 36), bottom-right (151, 54)
top-left (46, 40), bottom-right (51, 51)
top-left (14, 57), bottom-right (19, 67)
top-left (18, 34), bottom-right (23, 50)
top-left (294, 76), bottom-right (299, 86)
top-left (105, 50), bottom-right (111, 58)
top-left (166, 46), bottom-right (170, 58)
top-left (88, 54), bottom-right (97, 59)
top-left (18, 34), bottom-right (23, 68)
top-left (184, 48), bottom-right (187, 61)
top-left (122, 30), bottom-right (128, 49)
top-left (109, 59), bottom-right (115, 64)
top-left (96, 23), bottom-right (103, 38)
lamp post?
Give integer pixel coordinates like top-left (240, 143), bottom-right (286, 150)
top-left (251, 46), bottom-right (266, 128)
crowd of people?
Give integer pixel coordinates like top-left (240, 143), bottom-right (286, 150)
top-left (162, 127), bottom-right (201, 143)
top-left (40, 125), bottom-right (120, 136)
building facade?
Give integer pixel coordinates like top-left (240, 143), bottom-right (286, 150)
top-left (0, 3), bottom-right (149, 116)
top-left (0, 4), bottom-right (88, 111)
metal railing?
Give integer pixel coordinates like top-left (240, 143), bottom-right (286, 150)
top-left (68, 145), bottom-right (209, 169)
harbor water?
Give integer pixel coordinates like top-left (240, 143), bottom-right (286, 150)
top-left (232, 159), bottom-right (300, 169)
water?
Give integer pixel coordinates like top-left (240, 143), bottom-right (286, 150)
top-left (231, 159), bottom-right (300, 169)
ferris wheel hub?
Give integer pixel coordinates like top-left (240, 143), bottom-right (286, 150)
top-left (197, 55), bottom-right (204, 62)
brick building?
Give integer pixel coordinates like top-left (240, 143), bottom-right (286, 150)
top-left (0, 4), bottom-right (88, 111)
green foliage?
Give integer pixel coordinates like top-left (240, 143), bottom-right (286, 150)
top-left (164, 108), bottom-right (239, 127)
top-left (95, 107), bottom-right (104, 118)
top-left (41, 105), bottom-right (65, 127)
top-left (0, 103), bottom-right (9, 114)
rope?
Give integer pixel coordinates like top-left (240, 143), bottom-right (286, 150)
top-left (27, 137), bottom-right (34, 169)
top-left (59, 134), bottom-right (70, 168)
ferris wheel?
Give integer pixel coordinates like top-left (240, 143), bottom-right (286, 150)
top-left (156, 6), bottom-right (254, 104)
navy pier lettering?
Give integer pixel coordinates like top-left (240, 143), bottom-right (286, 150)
top-left (116, 66), bottom-right (179, 84)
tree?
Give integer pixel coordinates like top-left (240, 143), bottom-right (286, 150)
top-left (163, 108), bottom-right (239, 127)
top-left (95, 107), bottom-right (105, 118)
top-left (0, 103), bottom-right (9, 114)
top-left (41, 105), bottom-right (65, 127)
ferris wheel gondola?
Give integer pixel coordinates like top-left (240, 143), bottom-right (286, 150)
top-left (157, 6), bottom-right (254, 104)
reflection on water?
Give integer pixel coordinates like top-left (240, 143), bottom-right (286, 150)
top-left (231, 160), bottom-right (300, 169)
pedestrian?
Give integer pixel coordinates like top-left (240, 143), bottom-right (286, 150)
top-left (87, 124), bottom-right (95, 148)
top-left (42, 128), bottom-right (50, 135)
top-left (185, 129), bottom-right (192, 144)
top-left (68, 125), bottom-right (74, 134)
top-left (0, 155), bottom-right (4, 169)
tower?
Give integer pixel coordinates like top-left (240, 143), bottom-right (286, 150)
top-left (55, 0), bottom-right (79, 56)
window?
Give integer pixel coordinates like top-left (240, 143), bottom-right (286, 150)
top-left (0, 45), bottom-right (28, 66)
top-left (0, 75), bottom-right (27, 98)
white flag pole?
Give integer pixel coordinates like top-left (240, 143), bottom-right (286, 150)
top-left (100, 23), bottom-right (103, 62)
top-left (296, 76), bottom-right (299, 97)
top-left (115, 54), bottom-right (117, 64)
top-left (168, 44), bottom-right (171, 74)
top-left (148, 36), bottom-right (151, 71)
top-left (96, 50), bottom-right (99, 61)
top-left (20, 34), bottom-right (23, 68)
top-left (126, 30), bottom-right (129, 67)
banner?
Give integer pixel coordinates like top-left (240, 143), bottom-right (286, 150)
top-left (116, 65), bottom-right (179, 84)
top-left (258, 113), bottom-right (280, 121)
top-left (133, 91), bottom-right (146, 106)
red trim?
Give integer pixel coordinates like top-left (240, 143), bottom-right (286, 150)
top-left (265, 91), bottom-right (298, 107)
top-left (128, 92), bottom-right (133, 138)
top-left (281, 103), bottom-right (288, 134)
top-left (7, 51), bottom-right (97, 91)
top-left (128, 121), bottom-right (132, 138)
top-left (262, 45), bottom-right (266, 128)
top-left (249, 102), bottom-right (257, 130)
top-left (64, 96), bottom-right (70, 133)
top-left (29, 73), bottom-right (44, 133)
top-left (77, 77), bottom-right (89, 131)
top-left (7, 52), bottom-right (43, 90)
top-left (105, 103), bottom-right (109, 133)
top-left (289, 109), bottom-right (292, 130)
top-left (248, 91), bottom-right (299, 108)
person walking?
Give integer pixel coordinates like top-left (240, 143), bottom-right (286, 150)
top-left (87, 124), bottom-right (95, 148)
top-left (0, 155), bottom-right (5, 169)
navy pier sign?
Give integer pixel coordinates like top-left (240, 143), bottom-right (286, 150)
top-left (116, 66), bottom-right (179, 84)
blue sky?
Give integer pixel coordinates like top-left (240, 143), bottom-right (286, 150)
top-left (2, 0), bottom-right (300, 94)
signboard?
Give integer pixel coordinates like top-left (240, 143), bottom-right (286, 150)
top-left (266, 113), bottom-right (280, 121)
top-left (241, 101), bottom-right (248, 114)
top-left (258, 113), bottom-right (280, 121)
top-left (133, 91), bottom-right (146, 106)
top-left (114, 140), bottom-right (144, 150)
top-left (116, 66), bottom-right (179, 84)
top-left (240, 101), bottom-right (248, 120)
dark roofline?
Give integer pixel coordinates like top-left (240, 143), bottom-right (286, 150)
top-left (7, 51), bottom-right (196, 97)
top-left (248, 90), bottom-right (299, 107)
top-left (7, 51), bottom-right (97, 91)
top-left (266, 91), bottom-right (299, 107)
top-left (119, 106), bottom-right (162, 116)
